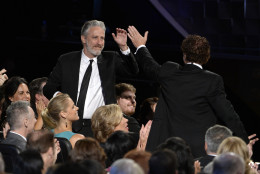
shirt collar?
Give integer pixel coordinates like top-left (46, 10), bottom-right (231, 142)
top-left (10, 131), bottom-right (27, 141)
top-left (186, 62), bottom-right (203, 69)
top-left (81, 50), bottom-right (97, 63)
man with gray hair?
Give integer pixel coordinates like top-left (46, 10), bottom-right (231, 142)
top-left (196, 124), bottom-right (233, 168)
top-left (43, 20), bottom-right (139, 137)
top-left (1, 101), bottom-right (36, 151)
top-left (212, 152), bottom-right (245, 174)
top-left (110, 158), bottom-right (144, 174)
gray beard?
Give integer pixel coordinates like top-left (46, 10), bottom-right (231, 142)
top-left (86, 43), bottom-right (103, 57)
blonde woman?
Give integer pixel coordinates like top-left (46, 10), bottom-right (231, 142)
top-left (217, 136), bottom-right (258, 174)
top-left (42, 93), bottom-right (85, 148)
top-left (91, 104), bottom-right (152, 149)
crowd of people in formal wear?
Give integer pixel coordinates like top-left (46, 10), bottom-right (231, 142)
top-left (0, 19), bottom-right (259, 174)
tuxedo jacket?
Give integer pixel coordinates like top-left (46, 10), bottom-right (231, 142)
top-left (136, 47), bottom-right (248, 158)
top-left (1, 131), bottom-right (27, 151)
top-left (43, 50), bottom-right (139, 131)
top-left (195, 155), bottom-right (215, 168)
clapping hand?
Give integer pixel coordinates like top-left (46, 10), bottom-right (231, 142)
top-left (0, 68), bottom-right (8, 86)
top-left (127, 26), bottom-right (148, 48)
top-left (112, 28), bottom-right (128, 51)
top-left (247, 134), bottom-right (259, 158)
top-left (137, 120), bottom-right (152, 151)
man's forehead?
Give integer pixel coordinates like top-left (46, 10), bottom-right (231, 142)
top-left (121, 91), bottom-right (135, 96)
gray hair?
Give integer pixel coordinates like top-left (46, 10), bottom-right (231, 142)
top-left (213, 152), bottom-right (245, 174)
top-left (110, 158), bottom-right (144, 174)
top-left (6, 101), bottom-right (31, 130)
top-left (205, 124), bottom-right (232, 153)
top-left (81, 20), bottom-right (106, 36)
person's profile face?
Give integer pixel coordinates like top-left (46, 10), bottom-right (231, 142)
top-left (28, 106), bottom-right (37, 133)
top-left (85, 26), bottom-right (105, 57)
top-left (114, 116), bottom-right (129, 133)
top-left (65, 98), bottom-right (79, 121)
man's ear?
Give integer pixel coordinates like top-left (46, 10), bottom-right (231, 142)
top-left (24, 118), bottom-right (29, 128)
top-left (204, 142), bottom-right (208, 152)
top-left (81, 35), bottom-right (86, 44)
top-left (116, 97), bottom-right (120, 104)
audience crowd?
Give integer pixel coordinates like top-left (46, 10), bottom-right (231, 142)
top-left (0, 19), bottom-right (259, 174)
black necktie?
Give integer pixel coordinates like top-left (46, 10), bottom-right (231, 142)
top-left (77, 59), bottom-right (94, 118)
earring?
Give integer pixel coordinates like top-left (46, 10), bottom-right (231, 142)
top-left (65, 121), bottom-right (67, 128)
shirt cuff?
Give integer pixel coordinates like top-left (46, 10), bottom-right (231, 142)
top-left (135, 45), bottom-right (146, 54)
top-left (120, 47), bottom-right (130, 55)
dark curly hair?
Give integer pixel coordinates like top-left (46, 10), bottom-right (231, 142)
top-left (181, 35), bottom-right (210, 65)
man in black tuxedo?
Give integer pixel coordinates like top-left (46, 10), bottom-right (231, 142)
top-left (127, 26), bottom-right (249, 158)
top-left (196, 124), bottom-right (232, 168)
top-left (1, 101), bottom-right (36, 151)
top-left (43, 20), bottom-right (139, 137)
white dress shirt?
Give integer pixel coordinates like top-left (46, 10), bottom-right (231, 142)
top-left (77, 52), bottom-right (105, 119)
top-left (78, 48), bottom-right (131, 119)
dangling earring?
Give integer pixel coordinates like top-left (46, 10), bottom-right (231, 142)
top-left (65, 120), bottom-right (67, 128)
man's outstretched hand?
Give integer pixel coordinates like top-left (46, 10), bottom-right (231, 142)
top-left (127, 26), bottom-right (148, 48)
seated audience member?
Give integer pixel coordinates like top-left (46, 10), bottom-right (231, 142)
top-left (110, 158), bottom-right (144, 174)
top-left (156, 136), bottom-right (196, 174)
top-left (91, 104), bottom-right (152, 149)
top-left (115, 83), bottom-right (140, 134)
top-left (91, 104), bottom-right (129, 144)
top-left (124, 149), bottom-right (152, 174)
top-left (136, 97), bottom-right (158, 126)
top-left (1, 101), bottom-right (36, 151)
top-left (203, 136), bottom-right (258, 174)
top-left (69, 137), bottom-right (107, 168)
top-left (0, 76), bottom-right (30, 139)
top-left (0, 152), bottom-right (5, 174)
top-left (104, 130), bottom-right (136, 168)
top-left (26, 129), bottom-right (60, 174)
top-left (149, 149), bottom-right (178, 174)
top-left (42, 93), bottom-right (85, 148)
top-left (212, 152), bottom-right (245, 174)
top-left (13, 149), bottom-right (43, 174)
top-left (196, 124), bottom-right (233, 168)
top-left (29, 77), bottom-right (49, 130)
top-left (46, 159), bottom-right (105, 174)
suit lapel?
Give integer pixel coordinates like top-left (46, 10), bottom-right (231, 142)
top-left (70, 52), bottom-right (82, 102)
top-left (97, 54), bottom-right (106, 84)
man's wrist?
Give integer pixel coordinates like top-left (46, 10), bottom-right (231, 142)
top-left (119, 44), bottom-right (128, 51)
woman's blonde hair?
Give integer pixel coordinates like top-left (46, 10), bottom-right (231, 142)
top-left (217, 136), bottom-right (253, 174)
top-left (91, 104), bottom-right (122, 143)
top-left (42, 93), bottom-right (70, 129)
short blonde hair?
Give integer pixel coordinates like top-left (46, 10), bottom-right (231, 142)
top-left (217, 136), bottom-right (252, 174)
top-left (91, 104), bottom-right (123, 143)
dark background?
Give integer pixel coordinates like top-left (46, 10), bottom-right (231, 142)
top-left (3, 0), bottom-right (260, 160)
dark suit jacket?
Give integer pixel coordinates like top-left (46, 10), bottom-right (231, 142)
top-left (123, 114), bottom-right (140, 146)
top-left (1, 131), bottom-right (27, 151)
top-left (43, 50), bottom-right (139, 131)
top-left (136, 47), bottom-right (248, 158)
top-left (195, 155), bottom-right (215, 168)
